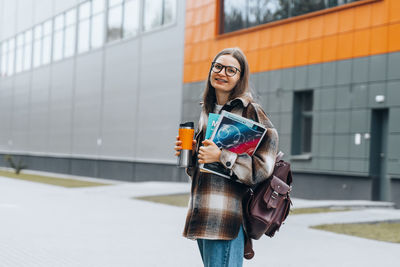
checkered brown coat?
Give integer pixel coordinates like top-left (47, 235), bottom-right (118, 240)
top-left (183, 95), bottom-right (279, 240)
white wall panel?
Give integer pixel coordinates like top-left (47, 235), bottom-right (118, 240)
top-left (1, 0), bottom-right (17, 39)
top-left (33, 0), bottom-right (53, 24)
top-left (72, 51), bottom-right (102, 156)
top-left (136, 18), bottom-right (185, 162)
top-left (101, 41), bottom-right (140, 159)
top-left (17, 0), bottom-right (34, 32)
top-left (29, 67), bottom-right (50, 153)
top-left (0, 79), bottom-right (13, 151)
top-left (48, 59), bottom-right (74, 154)
top-left (12, 73), bottom-right (31, 152)
top-left (54, 0), bottom-right (79, 14)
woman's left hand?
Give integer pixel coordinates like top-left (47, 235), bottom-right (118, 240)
top-left (198, 139), bottom-right (221, 164)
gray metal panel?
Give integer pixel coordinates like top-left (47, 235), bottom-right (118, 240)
top-left (29, 67), bottom-right (51, 153)
top-left (319, 111), bottom-right (335, 134)
top-left (280, 91), bottom-right (293, 113)
top-left (335, 85), bottom-right (351, 109)
top-left (334, 110), bottom-right (351, 133)
top-left (321, 61), bottom-right (336, 87)
top-left (333, 158), bottom-right (348, 172)
top-left (12, 74), bottom-right (31, 152)
top-left (48, 59), bottom-right (74, 154)
top-left (351, 57), bottom-right (368, 84)
top-left (280, 68), bottom-right (294, 91)
top-left (368, 82), bottom-right (387, 108)
top-left (319, 134), bottom-right (334, 157)
top-left (257, 71), bottom-right (270, 92)
top-left (349, 159), bottom-right (367, 173)
top-left (350, 109), bottom-right (369, 133)
top-left (387, 52), bottom-right (400, 80)
top-left (369, 54), bottom-right (387, 82)
top-left (33, 0), bottom-right (53, 25)
top-left (100, 41), bottom-right (140, 159)
top-left (269, 69), bottom-right (282, 91)
top-left (307, 64), bottom-right (322, 89)
top-left (387, 134), bottom-right (400, 159)
top-left (136, 24), bottom-right (184, 162)
top-left (0, 79), bottom-right (13, 151)
top-left (334, 135), bottom-right (350, 157)
top-left (294, 66), bottom-right (307, 90)
top-left (351, 84), bottom-right (368, 108)
top-left (319, 87), bottom-right (336, 111)
top-left (336, 59), bottom-right (352, 85)
top-left (387, 81), bottom-right (400, 107)
top-left (72, 51), bottom-right (103, 156)
top-left (98, 160), bottom-right (134, 181)
top-left (389, 108), bottom-right (400, 133)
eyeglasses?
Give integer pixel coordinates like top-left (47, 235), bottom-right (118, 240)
top-left (211, 62), bottom-right (241, 77)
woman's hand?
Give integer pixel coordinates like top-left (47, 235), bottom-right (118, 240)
top-left (174, 136), bottom-right (197, 156)
top-left (198, 139), bottom-right (221, 164)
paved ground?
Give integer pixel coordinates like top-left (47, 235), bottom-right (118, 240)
top-left (0, 171), bottom-right (399, 267)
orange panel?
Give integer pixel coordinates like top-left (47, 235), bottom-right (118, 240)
top-left (199, 41), bottom-right (211, 61)
top-left (237, 35), bottom-right (249, 51)
top-left (185, 27), bottom-right (194, 44)
top-left (201, 22), bottom-right (214, 41)
top-left (186, 0), bottom-right (194, 10)
top-left (186, 10), bottom-right (195, 27)
top-left (246, 50), bottom-right (259, 73)
top-left (353, 29), bottom-right (371, 57)
top-left (248, 32), bottom-right (260, 51)
top-left (259, 29), bottom-right (271, 48)
top-left (370, 26), bottom-right (388, 54)
top-left (204, 4), bottom-right (215, 23)
top-left (309, 16), bottom-right (323, 39)
top-left (282, 23), bottom-right (296, 44)
top-left (338, 8), bottom-right (354, 33)
top-left (269, 46), bottom-right (282, 69)
top-left (295, 20), bottom-right (309, 41)
top-left (308, 39), bottom-right (322, 64)
top-left (388, 23), bottom-right (400, 52)
top-left (371, 0), bottom-right (389, 27)
top-left (323, 13), bottom-right (339, 36)
top-left (184, 45), bottom-right (194, 64)
top-left (337, 32), bottom-right (353, 59)
top-left (271, 26), bottom-right (283, 47)
top-left (184, 63), bottom-right (194, 83)
top-left (192, 26), bottom-right (202, 43)
top-left (258, 48), bottom-right (271, 71)
top-left (295, 42), bottom-right (308, 66)
top-left (354, 4), bottom-right (371, 30)
top-left (282, 44), bottom-right (295, 68)
top-left (389, 0), bottom-right (400, 23)
top-left (322, 35), bottom-right (337, 61)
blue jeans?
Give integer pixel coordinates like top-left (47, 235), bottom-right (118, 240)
top-left (196, 225), bottom-right (244, 267)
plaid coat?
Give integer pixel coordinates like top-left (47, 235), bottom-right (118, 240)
top-left (183, 95), bottom-right (279, 240)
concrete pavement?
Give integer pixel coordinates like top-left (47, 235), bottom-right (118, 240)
top-left (0, 171), bottom-right (399, 267)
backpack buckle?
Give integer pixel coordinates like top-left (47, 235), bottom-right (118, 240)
top-left (271, 191), bottom-right (279, 199)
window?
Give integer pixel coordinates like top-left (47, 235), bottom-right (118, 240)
top-left (53, 15), bottom-right (64, 61)
top-left (23, 30), bottom-right (32, 71)
top-left (107, 0), bottom-right (123, 41)
top-left (15, 34), bottom-right (24, 73)
top-left (123, 0), bottom-right (140, 38)
top-left (7, 38), bottom-right (15, 76)
top-left (143, 0), bottom-right (176, 31)
top-left (91, 0), bottom-right (105, 48)
top-left (0, 42), bottom-right (7, 77)
top-left (42, 20), bottom-right (52, 64)
top-left (78, 1), bottom-right (91, 53)
top-left (291, 90), bottom-right (313, 155)
top-left (33, 25), bottom-right (42, 68)
top-left (221, 0), bottom-right (362, 34)
top-left (65, 8), bottom-right (77, 58)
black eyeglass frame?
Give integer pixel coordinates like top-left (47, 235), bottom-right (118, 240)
top-left (211, 61), bottom-right (241, 77)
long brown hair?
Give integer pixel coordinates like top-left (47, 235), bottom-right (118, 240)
top-left (202, 47), bottom-right (252, 114)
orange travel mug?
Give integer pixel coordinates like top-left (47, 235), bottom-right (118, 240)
top-left (178, 122), bottom-right (194, 168)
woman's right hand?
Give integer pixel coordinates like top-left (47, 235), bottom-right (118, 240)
top-left (175, 136), bottom-right (197, 156)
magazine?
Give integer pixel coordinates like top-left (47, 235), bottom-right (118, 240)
top-left (205, 113), bottom-right (220, 139)
top-left (200, 110), bottom-right (267, 178)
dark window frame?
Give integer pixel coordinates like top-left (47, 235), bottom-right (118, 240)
top-left (291, 90), bottom-right (313, 155)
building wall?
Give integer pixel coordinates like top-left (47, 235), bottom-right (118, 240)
top-left (0, 0), bottom-right (188, 182)
top-left (182, 0), bottom-right (400, 206)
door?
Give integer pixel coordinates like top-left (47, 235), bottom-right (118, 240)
top-left (369, 109), bottom-right (389, 201)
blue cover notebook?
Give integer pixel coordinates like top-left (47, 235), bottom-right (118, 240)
top-left (200, 110), bottom-right (267, 179)
top-left (205, 113), bottom-right (220, 139)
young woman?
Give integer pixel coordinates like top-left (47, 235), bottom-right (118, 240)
top-left (175, 47), bottom-right (278, 267)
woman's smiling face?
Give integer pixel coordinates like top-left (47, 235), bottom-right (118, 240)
top-left (210, 54), bottom-right (241, 95)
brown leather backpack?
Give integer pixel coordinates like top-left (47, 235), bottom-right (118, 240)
top-left (242, 151), bottom-right (293, 259)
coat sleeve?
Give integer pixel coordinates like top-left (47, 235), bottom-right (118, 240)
top-left (219, 104), bottom-right (279, 186)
